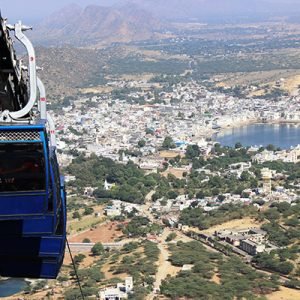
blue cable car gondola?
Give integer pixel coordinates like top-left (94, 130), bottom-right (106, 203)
top-left (0, 125), bottom-right (66, 279)
top-left (0, 16), bottom-right (66, 278)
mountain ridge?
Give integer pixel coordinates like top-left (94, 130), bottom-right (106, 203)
top-left (30, 0), bottom-right (300, 47)
top-left (31, 3), bottom-right (164, 46)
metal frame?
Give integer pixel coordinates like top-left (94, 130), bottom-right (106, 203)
top-left (37, 77), bottom-right (57, 148)
top-left (0, 16), bottom-right (66, 279)
top-left (0, 21), bottom-right (37, 122)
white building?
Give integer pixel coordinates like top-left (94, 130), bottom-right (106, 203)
top-left (99, 277), bottom-right (133, 300)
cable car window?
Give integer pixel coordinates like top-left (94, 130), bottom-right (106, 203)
top-left (0, 142), bottom-right (45, 192)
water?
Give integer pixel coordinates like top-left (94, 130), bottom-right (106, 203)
top-left (215, 124), bottom-right (300, 149)
top-left (0, 278), bottom-right (28, 297)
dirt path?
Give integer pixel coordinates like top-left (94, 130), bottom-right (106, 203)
top-left (141, 190), bottom-right (156, 223)
top-left (147, 228), bottom-right (181, 300)
top-left (154, 243), bottom-right (181, 290)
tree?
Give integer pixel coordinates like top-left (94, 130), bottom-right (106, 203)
top-left (266, 144), bottom-right (275, 151)
top-left (240, 171), bottom-right (251, 182)
top-left (167, 190), bottom-right (179, 199)
top-left (83, 207), bottom-right (94, 216)
top-left (166, 232), bottom-right (177, 242)
top-left (72, 211), bottom-right (81, 220)
top-left (196, 191), bottom-right (205, 199)
top-left (218, 195), bottom-right (226, 202)
top-left (235, 142), bottom-right (242, 149)
top-left (74, 254), bottom-right (86, 265)
top-left (64, 289), bottom-right (82, 300)
top-left (277, 262), bottom-right (294, 275)
top-left (162, 136), bottom-right (176, 149)
top-left (186, 144), bottom-right (200, 159)
top-left (82, 238), bottom-right (91, 243)
top-left (88, 267), bottom-right (104, 282)
top-left (91, 242), bottom-right (104, 256)
top-left (138, 139), bottom-right (146, 148)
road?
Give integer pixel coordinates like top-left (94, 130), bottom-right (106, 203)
top-left (67, 242), bottom-right (124, 252)
top-left (141, 190), bottom-right (156, 222)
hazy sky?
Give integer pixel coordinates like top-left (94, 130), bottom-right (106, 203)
top-left (0, 0), bottom-right (119, 23)
top-left (1, 0), bottom-right (298, 23)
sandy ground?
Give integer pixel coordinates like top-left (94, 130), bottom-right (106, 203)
top-left (197, 217), bottom-right (264, 235)
top-left (63, 249), bottom-right (96, 267)
top-left (267, 287), bottom-right (300, 300)
top-left (101, 257), bottom-right (130, 280)
top-left (147, 228), bottom-right (182, 300)
top-left (159, 151), bottom-right (183, 159)
top-left (69, 221), bottom-right (123, 243)
top-left (161, 167), bottom-right (186, 179)
top-left (154, 243), bottom-right (181, 290)
top-left (101, 246), bottom-right (144, 280)
top-left (211, 273), bottom-right (221, 284)
top-left (120, 74), bottom-right (155, 81)
top-left (79, 86), bottom-right (113, 94)
top-left (284, 74), bottom-right (300, 95)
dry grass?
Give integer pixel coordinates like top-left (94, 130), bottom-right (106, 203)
top-left (267, 286), bottom-right (300, 300)
top-left (101, 263), bottom-right (129, 280)
top-left (159, 150), bottom-right (183, 158)
top-left (284, 74), bottom-right (300, 95)
top-left (101, 246), bottom-right (144, 280)
top-left (120, 74), bottom-right (154, 81)
top-left (216, 68), bottom-right (300, 97)
top-left (161, 167), bottom-right (186, 179)
top-left (79, 86), bottom-right (114, 94)
top-left (211, 272), bottom-right (221, 285)
top-left (195, 217), bottom-right (264, 235)
top-left (68, 215), bottom-right (105, 234)
top-left (69, 221), bottom-right (123, 243)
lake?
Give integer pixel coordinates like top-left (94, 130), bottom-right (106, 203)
top-left (215, 124), bottom-right (300, 149)
top-left (0, 278), bottom-right (28, 297)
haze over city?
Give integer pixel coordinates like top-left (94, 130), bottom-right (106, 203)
top-left (2, 0), bottom-right (300, 23)
top-left (1, 0), bottom-right (300, 299)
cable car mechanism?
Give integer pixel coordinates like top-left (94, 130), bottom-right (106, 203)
top-left (0, 15), bottom-right (66, 279)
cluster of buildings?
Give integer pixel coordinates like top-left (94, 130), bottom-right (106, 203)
top-left (104, 199), bottom-right (140, 217)
top-left (52, 79), bottom-right (300, 169)
top-left (252, 146), bottom-right (300, 164)
top-left (214, 228), bottom-right (277, 256)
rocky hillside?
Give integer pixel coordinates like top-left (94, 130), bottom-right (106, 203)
top-left (36, 46), bottom-right (107, 100)
top-left (31, 4), bottom-right (163, 47)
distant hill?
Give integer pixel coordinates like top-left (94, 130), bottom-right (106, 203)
top-left (31, 4), bottom-right (164, 46)
top-left (29, 1), bottom-right (300, 47)
top-left (120, 0), bottom-right (300, 22)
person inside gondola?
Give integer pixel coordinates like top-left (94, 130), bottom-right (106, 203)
top-left (0, 144), bottom-right (45, 192)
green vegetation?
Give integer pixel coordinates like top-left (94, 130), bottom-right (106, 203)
top-left (179, 204), bottom-right (258, 230)
top-left (261, 201), bottom-right (300, 246)
top-left (67, 155), bottom-right (161, 204)
top-left (74, 253), bottom-right (86, 265)
top-left (109, 240), bottom-right (159, 295)
top-left (137, 139), bottom-right (146, 148)
top-left (65, 264), bottom-right (105, 299)
top-left (162, 136), bottom-right (176, 149)
top-left (161, 241), bottom-right (279, 299)
top-left (253, 252), bottom-right (295, 275)
top-left (166, 232), bottom-right (177, 242)
top-left (91, 242), bottom-right (105, 256)
top-left (108, 56), bottom-right (188, 75)
top-left (185, 144), bottom-right (201, 159)
top-left (121, 216), bottom-right (162, 237)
